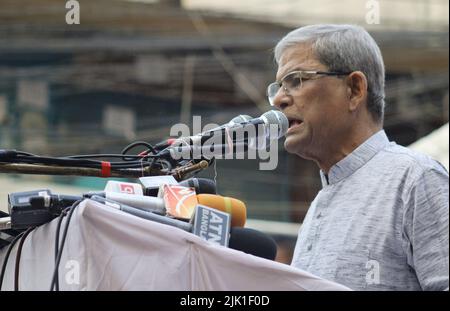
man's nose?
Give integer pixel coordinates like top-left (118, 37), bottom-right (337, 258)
top-left (272, 89), bottom-right (292, 111)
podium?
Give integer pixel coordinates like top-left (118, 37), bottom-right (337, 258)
top-left (0, 200), bottom-right (349, 290)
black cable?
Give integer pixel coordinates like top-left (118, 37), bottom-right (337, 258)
top-left (14, 227), bottom-right (35, 291)
top-left (1, 147), bottom-right (183, 175)
top-left (68, 154), bottom-right (156, 160)
top-left (8, 157), bottom-right (156, 171)
top-left (147, 157), bottom-right (157, 173)
top-left (121, 141), bottom-right (157, 161)
top-left (15, 155), bottom-right (104, 166)
top-left (50, 200), bottom-right (82, 291)
top-left (10, 153), bottom-right (160, 168)
top-left (15, 151), bottom-right (38, 157)
top-left (0, 231), bottom-right (25, 291)
top-left (54, 209), bottom-right (69, 291)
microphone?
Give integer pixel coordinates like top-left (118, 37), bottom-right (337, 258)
top-left (6, 183), bottom-right (247, 234)
top-left (33, 183), bottom-right (245, 226)
top-left (90, 196), bottom-right (231, 246)
top-left (227, 114), bottom-right (277, 151)
top-left (6, 186), bottom-right (167, 230)
top-left (152, 114), bottom-right (256, 152)
top-left (139, 175), bottom-right (178, 196)
top-left (196, 194), bottom-right (246, 227)
top-left (202, 114), bottom-right (255, 133)
top-left (158, 186), bottom-right (247, 227)
top-left (183, 110), bottom-right (287, 143)
top-left (159, 110), bottom-right (289, 159)
top-left (139, 175), bottom-right (216, 197)
top-left (232, 115), bottom-right (252, 123)
top-left (91, 187), bottom-right (246, 228)
top-left (101, 192), bottom-right (166, 214)
top-left (228, 227), bottom-right (277, 261)
top-left (102, 182), bottom-right (243, 228)
top-left (159, 184), bottom-right (199, 219)
top-left (104, 180), bottom-right (144, 195)
top-left (89, 195), bottom-right (274, 257)
top-left (178, 178), bottom-right (217, 195)
top-left (90, 195), bottom-right (192, 231)
top-left (206, 111), bottom-right (288, 140)
top-left (232, 110), bottom-right (288, 139)
top-left (84, 180), bottom-right (166, 214)
top-left (99, 181), bottom-right (205, 219)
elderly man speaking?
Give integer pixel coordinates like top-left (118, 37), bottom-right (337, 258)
top-left (269, 24), bottom-right (449, 291)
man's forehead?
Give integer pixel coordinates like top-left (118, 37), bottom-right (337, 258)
top-left (279, 43), bottom-right (314, 63)
top-left (276, 44), bottom-right (320, 79)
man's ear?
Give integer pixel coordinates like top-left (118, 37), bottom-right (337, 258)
top-left (346, 71), bottom-right (368, 112)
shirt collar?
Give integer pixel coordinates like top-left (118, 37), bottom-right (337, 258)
top-left (320, 130), bottom-right (390, 186)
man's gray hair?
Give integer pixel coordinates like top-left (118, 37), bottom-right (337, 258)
top-left (274, 24), bottom-right (385, 123)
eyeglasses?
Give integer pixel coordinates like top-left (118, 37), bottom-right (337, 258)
top-left (266, 70), bottom-right (352, 106)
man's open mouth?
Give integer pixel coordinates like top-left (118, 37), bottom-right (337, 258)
top-left (288, 118), bottom-right (303, 129)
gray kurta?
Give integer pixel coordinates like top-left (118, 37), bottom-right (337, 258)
top-left (291, 130), bottom-right (449, 290)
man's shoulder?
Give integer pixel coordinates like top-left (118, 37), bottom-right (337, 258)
top-left (376, 141), bottom-right (448, 182)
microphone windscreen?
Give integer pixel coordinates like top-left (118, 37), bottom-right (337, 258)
top-left (179, 178), bottom-right (217, 194)
top-left (196, 194), bottom-right (246, 227)
top-left (228, 227), bottom-right (277, 261)
top-left (261, 110), bottom-right (289, 138)
top-left (230, 115), bottom-right (252, 124)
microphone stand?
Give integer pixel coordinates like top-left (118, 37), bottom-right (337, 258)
top-left (0, 160), bottom-right (209, 180)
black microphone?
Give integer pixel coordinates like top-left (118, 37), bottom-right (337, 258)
top-left (228, 227), bottom-right (278, 261)
top-left (178, 177), bottom-right (217, 194)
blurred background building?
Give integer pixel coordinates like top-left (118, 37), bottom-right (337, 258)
top-left (0, 0), bottom-right (448, 264)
